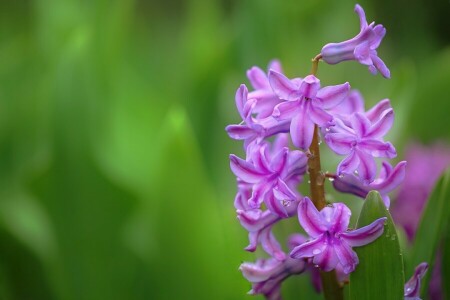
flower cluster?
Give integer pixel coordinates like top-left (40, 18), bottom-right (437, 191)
top-left (226, 4), bottom-right (427, 300)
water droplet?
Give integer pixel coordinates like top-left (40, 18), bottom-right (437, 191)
top-left (307, 180), bottom-right (311, 184)
top-left (325, 128), bottom-right (330, 132)
top-left (328, 177), bottom-right (335, 182)
top-left (314, 264), bottom-right (319, 268)
top-left (406, 287), bottom-right (412, 292)
top-left (338, 174), bottom-right (344, 178)
top-left (354, 170), bottom-right (359, 175)
top-left (391, 235), bottom-right (396, 241)
top-left (312, 249), bottom-right (321, 255)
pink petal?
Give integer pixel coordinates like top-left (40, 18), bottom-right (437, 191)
top-left (337, 150), bottom-right (360, 176)
top-left (356, 150), bottom-right (377, 183)
top-left (265, 191), bottom-right (288, 218)
top-left (247, 66), bottom-right (269, 90)
top-left (339, 217), bottom-right (386, 247)
top-left (288, 234), bottom-right (308, 250)
top-left (350, 112), bottom-right (371, 137)
top-left (235, 84), bottom-right (249, 120)
top-left (333, 239), bottom-right (359, 274)
top-left (271, 147), bottom-right (289, 174)
top-left (324, 133), bottom-right (354, 155)
top-left (290, 103), bottom-right (315, 150)
top-left (268, 59), bottom-right (283, 73)
top-left (359, 139), bottom-right (396, 158)
top-left (365, 99), bottom-right (391, 123)
top-left (230, 154), bottom-right (264, 183)
top-left (240, 259), bottom-right (283, 283)
top-left (260, 227), bottom-right (286, 261)
top-left (366, 108), bottom-right (394, 139)
top-left (273, 100), bottom-right (299, 120)
top-left (316, 82), bottom-right (350, 109)
top-left (354, 4), bottom-right (368, 30)
top-left (225, 124), bottom-right (256, 140)
top-left (309, 101), bottom-right (334, 127)
top-left (371, 54), bottom-right (390, 78)
top-left (371, 24), bottom-right (386, 50)
top-left (290, 235), bottom-right (327, 259)
top-left (372, 161), bottom-right (407, 195)
top-left (299, 75), bottom-right (320, 99)
top-left (354, 41), bottom-right (373, 66)
top-left (268, 70), bottom-right (298, 100)
top-left (298, 197), bottom-right (327, 237)
top-left (327, 203), bottom-right (351, 233)
top-left (313, 242), bottom-right (339, 272)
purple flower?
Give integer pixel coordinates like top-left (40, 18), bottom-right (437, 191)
top-left (290, 197), bottom-right (386, 274)
top-left (226, 84), bottom-right (290, 148)
top-left (269, 70), bottom-right (350, 150)
top-left (404, 263), bottom-right (428, 300)
top-left (240, 234), bottom-right (308, 300)
top-left (332, 161), bottom-right (407, 208)
top-left (230, 139), bottom-right (307, 217)
top-left (321, 4), bottom-right (390, 78)
top-left (324, 110), bottom-right (396, 183)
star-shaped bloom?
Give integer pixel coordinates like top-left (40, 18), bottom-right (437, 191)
top-left (404, 263), bottom-right (428, 300)
top-left (230, 139), bottom-right (307, 217)
top-left (332, 161), bottom-right (407, 208)
top-left (226, 84), bottom-right (290, 149)
top-left (269, 70), bottom-right (350, 150)
top-left (324, 110), bottom-right (396, 183)
top-left (240, 234), bottom-right (308, 300)
top-left (321, 4), bottom-right (390, 78)
top-left (290, 197), bottom-right (386, 274)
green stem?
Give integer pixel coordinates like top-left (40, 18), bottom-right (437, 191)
top-left (308, 54), bottom-right (344, 300)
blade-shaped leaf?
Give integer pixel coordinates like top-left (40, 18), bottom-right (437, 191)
top-left (348, 191), bottom-right (404, 300)
top-left (409, 169), bottom-right (450, 297)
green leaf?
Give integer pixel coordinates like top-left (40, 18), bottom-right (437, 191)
top-left (409, 169), bottom-right (450, 297)
top-left (442, 226), bottom-right (450, 300)
top-left (348, 191), bottom-right (404, 300)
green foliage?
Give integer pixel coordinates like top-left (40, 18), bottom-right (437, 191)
top-left (409, 169), bottom-right (450, 298)
top-left (348, 191), bottom-right (404, 300)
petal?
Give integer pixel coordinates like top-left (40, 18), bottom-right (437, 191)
top-left (248, 183), bottom-right (268, 209)
top-left (274, 179), bottom-right (298, 202)
top-left (354, 4), bottom-right (368, 30)
top-left (271, 147), bottom-right (289, 174)
top-left (339, 217), bottom-right (386, 247)
top-left (365, 108), bottom-right (394, 139)
top-left (356, 149), bottom-right (377, 183)
top-left (324, 133), bottom-right (354, 155)
top-left (288, 234), bottom-right (308, 250)
top-left (290, 235), bottom-right (327, 259)
top-left (326, 203), bottom-right (351, 233)
top-left (260, 227), bottom-right (286, 261)
top-left (350, 112), bottom-right (371, 137)
top-left (359, 139), bottom-right (396, 158)
top-left (337, 150), bottom-right (360, 176)
top-left (354, 41), bottom-right (373, 66)
top-left (235, 84), bottom-right (249, 120)
top-left (332, 173), bottom-right (368, 198)
top-left (226, 124), bottom-right (255, 140)
top-left (247, 66), bottom-right (270, 90)
top-left (290, 104), bottom-right (315, 150)
top-left (371, 54), bottom-right (390, 78)
top-left (371, 24), bottom-right (386, 49)
top-left (299, 75), bottom-right (320, 99)
top-left (265, 191), bottom-right (289, 218)
top-left (309, 101), bottom-right (334, 127)
top-left (287, 150), bottom-right (308, 178)
top-left (268, 59), bottom-right (283, 73)
top-left (298, 197), bottom-right (327, 237)
top-left (240, 259), bottom-right (283, 283)
top-left (333, 239), bottom-right (359, 274)
top-left (251, 143), bottom-right (272, 173)
top-left (273, 100), bottom-right (299, 120)
top-left (316, 82), bottom-right (351, 109)
top-left (371, 161), bottom-right (407, 195)
top-left (313, 240), bottom-right (339, 272)
top-left (365, 98), bottom-right (391, 123)
top-left (230, 154), bottom-right (264, 183)
top-left (268, 70), bottom-right (299, 100)
top-left (404, 262), bottom-right (428, 297)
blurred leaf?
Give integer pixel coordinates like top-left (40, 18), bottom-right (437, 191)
top-left (443, 225), bottom-right (450, 299)
top-left (409, 168), bottom-right (450, 297)
top-left (348, 191), bottom-right (404, 300)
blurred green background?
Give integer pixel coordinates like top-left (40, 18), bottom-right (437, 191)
top-left (0, 0), bottom-right (449, 299)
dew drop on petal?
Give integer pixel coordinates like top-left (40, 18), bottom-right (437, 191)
top-left (312, 249), bottom-right (322, 255)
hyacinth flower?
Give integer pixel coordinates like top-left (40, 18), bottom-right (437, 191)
top-left (332, 160), bottom-right (407, 207)
top-left (230, 139), bottom-right (307, 217)
top-left (226, 84), bottom-right (290, 148)
top-left (235, 183), bottom-right (298, 260)
top-left (321, 4), bottom-right (390, 78)
top-left (324, 110), bottom-right (396, 183)
top-left (404, 263), bottom-right (428, 300)
top-left (240, 234), bottom-right (309, 300)
top-left (290, 197), bottom-right (386, 274)
top-left (269, 70), bottom-right (350, 150)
